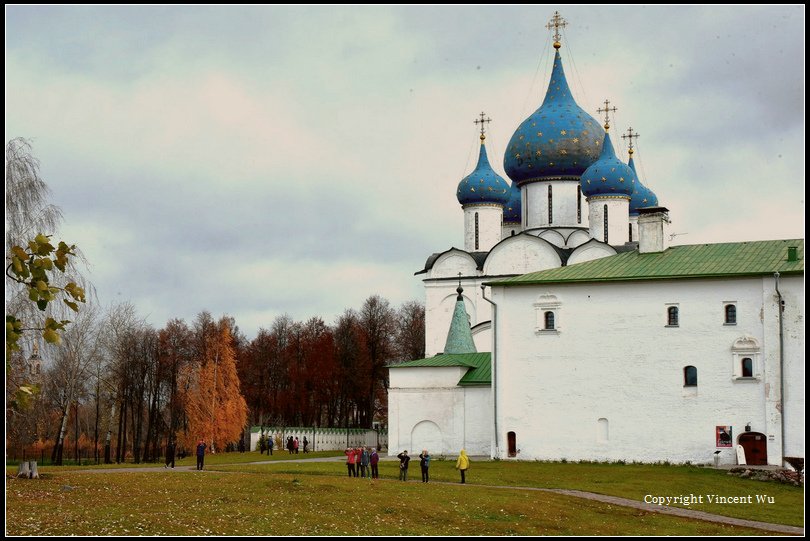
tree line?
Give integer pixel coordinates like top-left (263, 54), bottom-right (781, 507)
top-left (7, 297), bottom-right (424, 464)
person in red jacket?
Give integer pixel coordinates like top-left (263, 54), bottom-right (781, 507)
top-left (353, 447), bottom-right (362, 477)
top-left (345, 447), bottom-right (356, 477)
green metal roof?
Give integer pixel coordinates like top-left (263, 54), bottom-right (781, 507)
top-left (456, 352), bottom-right (492, 386)
top-left (388, 352), bottom-right (492, 386)
top-left (487, 239), bottom-right (803, 286)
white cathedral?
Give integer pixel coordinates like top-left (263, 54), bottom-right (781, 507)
top-left (387, 13), bottom-right (804, 467)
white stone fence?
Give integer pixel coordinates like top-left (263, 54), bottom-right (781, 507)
top-left (249, 426), bottom-right (388, 453)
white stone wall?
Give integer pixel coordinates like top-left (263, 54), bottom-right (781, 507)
top-left (523, 181), bottom-right (584, 229)
top-left (388, 366), bottom-right (492, 457)
top-left (426, 250), bottom-right (478, 279)
top-left (463, 204), bottom-right (503, 252)
top-left (490, 275), bottom-right (804, 465)
top-left (483, 235), bottom-right (561, 277)
top-left (587, 196), bottom-right (630, 245)
top-left (567, 239), bottom-right (617, 266)
top-left (502, 222), bottom-right (521, 241)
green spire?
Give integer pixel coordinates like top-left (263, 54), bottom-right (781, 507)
top-left (443, 282), bottom-right (477, 354)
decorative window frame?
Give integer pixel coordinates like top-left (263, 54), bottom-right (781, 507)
top-left (665, 303), bottom-right (680, 327)
top-left (731, 336), bottom-right (761, 381)
top-left (723, 302), bottom-right (737, 326)
top-left (534, 293), bottom-right (561, 334)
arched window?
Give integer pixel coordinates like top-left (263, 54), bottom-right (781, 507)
top-left (741, 357), bottom-right (753, 378)
top-left (577, 186), bottom-right (582, 223)
top-left (629, 223), bottom-right (633, 242)
top-left (725, 304), bottom-right (737, 325)
top-left (510, 229), bottom-right (515, 236)
top-left (603, 204), bottom-right (609, 243)
top-left (684, 366), bottom-right (697, 386)
top-left (548, 185), bottom-right (553, 224)
top-left (474, 212), bottom-right (479, 250)
top-left (667, 306), bottom-right (679, 326)
top-left (544, 311), bottom-right (555, 330)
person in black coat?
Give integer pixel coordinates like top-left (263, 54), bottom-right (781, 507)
top-left (196, 440), bottom-right (207, 470)
top-left (165, 440), bottom-right (176, 469)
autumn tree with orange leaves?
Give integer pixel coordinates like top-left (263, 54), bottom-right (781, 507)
top-left (178, 313), bottom-right (247, 453)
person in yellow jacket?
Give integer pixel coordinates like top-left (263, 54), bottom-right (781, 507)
top-left (455, 449), bottom-right (470, 484)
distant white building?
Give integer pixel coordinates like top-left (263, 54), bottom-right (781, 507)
top-left (387, 13), bottom-right (804, 466)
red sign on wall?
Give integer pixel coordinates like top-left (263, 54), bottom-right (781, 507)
top-left (716, 426), bottom-right (733, 447)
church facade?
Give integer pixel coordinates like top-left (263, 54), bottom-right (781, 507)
top-left (387, 13), bottom-right (804, 466)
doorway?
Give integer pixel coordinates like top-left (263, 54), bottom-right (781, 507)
top-left (738, 432), bottom-right (767, 465)
top-left (507, 431), bottom-right (517, 457)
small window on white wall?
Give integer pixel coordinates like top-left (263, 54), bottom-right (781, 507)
top-left (724, 303), bottom-right (737, 325)
top-left (534, 293), bottom-right (561, 334)
top-left (731, 336), bottom-right (760, 380)
top-left (666, 304), bottom-right (679, 327)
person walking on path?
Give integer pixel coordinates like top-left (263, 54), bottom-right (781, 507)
top-left (419, 449), bottom-right (430, 483)
top-left (165, 440), bottom-right (176, 469)
top-left (303, 436), bottom-right (309, 453)
top-left (196, 440), bottom-right (207, 471)
top-left (268, 435), bottom-right (273, 455)
top-left (294, 437), bottom-right (299, 454)
top-left (397, 450), bottom-right (410, 481)
top-left (455, 449), bottom-right (470, 483)
top-left (345, 447), bottom-right (356, 477)
top-left (259, 436), bottom-right (266, 455)
top-left (287, 436), bottom-right (294, 454)
top-left (370, 447), bottom-right (380, 479)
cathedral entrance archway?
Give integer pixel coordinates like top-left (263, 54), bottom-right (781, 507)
top-left (411, 421), bottom-right (442, 455)
top-left (738, 432), bottom-right (767, 465)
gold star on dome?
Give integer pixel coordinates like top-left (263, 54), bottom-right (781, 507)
top-left (560, 130), bottom-right (567, 135)
top-left (515, 153), bottom-right (521, 159)
top-left (535, 150), bottom-right (542, 156)
top-left (560, 149), bottom-right (568, 155)
top-left (470, 187), bottom-right (475, 192)
top-left (573, 137), bottom-right (579, 143)
top-left (619, 177), bottom-right (624, 182)
top-left (537, 132), bottom-right (543, 137)
top-left (601, 177), bottom-right (607, 182)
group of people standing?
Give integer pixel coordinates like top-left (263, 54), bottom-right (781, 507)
top-left (344, 447), bottom-right (380, 478)
top-left (394, 449), bottom-right (470, 483)
top-left (285, 435), bottom-right (309, 454)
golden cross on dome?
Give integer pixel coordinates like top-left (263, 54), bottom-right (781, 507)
top-left (596, 99), bottom-right (617, 130)
top-left (474, 112), bottom-right (492, 140)
top-left (621, 127), bottom-right (640, 155)
top-left (546, 11), bottom-right (568, 48)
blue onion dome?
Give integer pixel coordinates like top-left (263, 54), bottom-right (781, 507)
top-left (628, 156), bottom-right (658, 214)
top-left (503, 50), bottom-right (604, 184)
top-left (580, 131), bottom-right (635, 197)
top-left (457, 135), bottom-right (511, 206)
top-left (503, 182), bottom-right (521, 223)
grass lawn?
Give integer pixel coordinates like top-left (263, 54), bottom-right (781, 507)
top-left (6, 470), bottom-right (773, 536)
top-left (214, 459), bottom-right (805, 527)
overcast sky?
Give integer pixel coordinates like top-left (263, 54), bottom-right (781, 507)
top-left (6, 5), bottom-right (804, 339)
